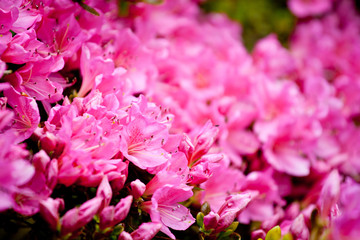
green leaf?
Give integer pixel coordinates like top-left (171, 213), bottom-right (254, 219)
top-left (282, 233), bottom-right (293, 240)
top-left (10, 30), bottom-right (16, 37)
top-left (78, 1), bottom-right (100, 16)
top-left (265, 226), bottom-right (281, 240)
top-left (201, 201), bottom-right (211, 215)
top-left (197, 212), bottom-right (205, 228)
top-left (226, 221), bottom-right (239, 232)
top-left (193, 186), bottom-right (205, 191)
top-left (217, 229), bottom-right (234, 239)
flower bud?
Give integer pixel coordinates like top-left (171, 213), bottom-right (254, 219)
top-left (130, 222), bottom-right (162, 240)
top-left (39, 198), bottom-right (64, 230)
top-left (130, 179), bottom-right (146, 199)
top-left (61, 197), bottom-right (103, 236)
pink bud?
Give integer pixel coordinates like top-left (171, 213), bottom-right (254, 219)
top-left (39, 198), bottom-right (64, 230)
top-left (39, 132), bottom-right (66, 159)
top-left (99, 206), bottom-right (115, 230)
top-left (203, 212), bottom-right (219, 230)
top-left (114, 196), bottom-right (133, 223)
top-left (191, 121), bottom-right (219, 163)
top-left (97, 175), bottom-right (112, 209)
top-left (130, 222), bottom-right (162, 240)
top-left (188, 162), bottom-right (212, 185)
top-left (290, 214), bottom-right (310, 240)
top-left (39, 132), bottom-right (57, 153)
top-left (215, 193), bottom-right (252, 232)
top-left (318, 170), bottom-right (340, 218)
top-left (32, 150), bottom-right (50, 172)
top-left (251, 229), bottom-right (266, 240)
top-left (99, 196), bottom-right (133, 229)
top-left (60, 197), bottom-right (103, 235)
top-left (46, 159), bottom-right (58, 190)
top-left (118, 231), bottom-right (133, 240)
top-left (130, 179), bottom-right (146, 199)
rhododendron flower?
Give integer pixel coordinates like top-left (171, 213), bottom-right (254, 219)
top-left (200, 163), bottom-right (245, 212)
top-left (0, 129), bottom-right (34, 212)
top-left (1, 29), bottom-right (49, 64)
top-left (4, 58), bottom-right (65, 102)
top-left (37, 14), bottom-right (87, 58)
top-left (238, 171), bottom-right (285, 224)
top-left (78, 43), bottom-right (115, 97)
top-left (142, 185), bottom-right (195, 239)
top-left (3, 87), bottom-right (40, 142)
top-left (119, 113), bottom-right (169, 170)
top-left (252, 34), bottom-right (296, 79)
top-left (2, 0), bottom-right (360, 239)
top-left (330, 178), bottom-right (360, 239)
top-left (288, 0), bottom-right (334, 17)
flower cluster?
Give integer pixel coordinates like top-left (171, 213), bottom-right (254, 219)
top-left (1, 0), bottom-right (360, 239)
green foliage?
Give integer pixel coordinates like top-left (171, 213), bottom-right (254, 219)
top-left (201, 201), bottom-right (211, 215)
top-left (265, 225), bottom-right (281, 240)
top-left (73, 0), bottom-right (100, 16)
top-left (200, 0), bottom-right (295, 50)
top-left (217, 222), bottom-right (241, 240)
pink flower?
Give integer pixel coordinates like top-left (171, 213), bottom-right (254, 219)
top-left (200, 164), bottom-right (245, 212)
top-left (36, 13), bottom-right (87, 58)
top-left (0, 129), bottom-right (34, 212)
top-left (257, 117), bottom-right (320, 177)
top-left (119, 113), bottom-right (169, 170)
top-left (0, 5), bottom-right (19, 35)
top-left (252, 35), bottom-right (296, 79)
top-left (3, 86), bottom-right (40, 142)
top-left (10, 2), bottom-right (42, 33)
top-left (9, 150), bottom-right (58, 216)
top-left (263, 134), bottom-right (311, 177)
top-left (4, 58), bottom-right (65, 102)
top-left (78, 43), bottom-right (115, 97)
top-left (188, 120), bottom-right (219, 165)
top-left (1, 29), bottom-right (48, 64)
top-left (142, 185), bottom-right (195, 239)
top-left (330, 178), bottom-right (360, 240)
top-left (288, 0), bottom-right (334, 17)
top-left (238, 171), bottom-right (284, 224)
top-left (143, 170), bottom-right (185, 197)
top-left (41, 91), bottom-right (130, 187)
top-left (0, 61), bottom-right (6, 79)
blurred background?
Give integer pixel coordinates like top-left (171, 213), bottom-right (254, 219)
top-left (200, 0), bottom-right (295, 50)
